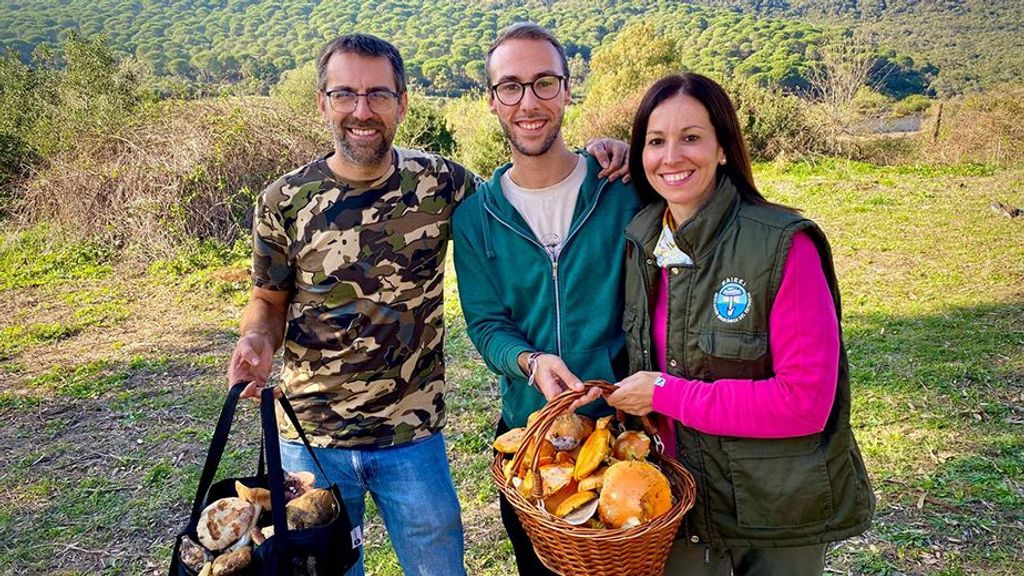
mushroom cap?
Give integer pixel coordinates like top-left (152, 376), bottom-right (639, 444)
top-left (286, 488), bottom-right (339, 530)
top-left (518, 438), bottom-right (556, 476)
top-left (234, 481), bottom-right (272, 510)
top-left (577, 465), bottom-right (608, 492)
top-left (528, 411), bottom-right (588, 451)
top-left (542, 478), bottom-right (580, 513)
top-left (197, 497), bottom-right (257, 551)
top-left (178, 536), bottom-right (211, 573)
top-left (598, 460), bottom-right (672, 529)
top-left (612, 431), bottom-right (651, 461)
top-left (211, 546), bottom-right (252, 576)
top-left (555, 490), bottom-right (598, 518)
top-left (493, 427), bottom-right (527, 454)
top-left (284, 471), bottom-right (316, 501)
top-left (538, 462), bottom-right (575, 497)
top-left (573, 425), bottom-right (612, 480)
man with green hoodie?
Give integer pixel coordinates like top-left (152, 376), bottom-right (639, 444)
top-left (452, 22), bottom-right (641, 575)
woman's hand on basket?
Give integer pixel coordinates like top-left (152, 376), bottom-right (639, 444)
top-left (605, 372), bottom-right (658, 416)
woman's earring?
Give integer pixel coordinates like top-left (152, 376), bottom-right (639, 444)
top-left (719, 158), bottom-right (727, 165)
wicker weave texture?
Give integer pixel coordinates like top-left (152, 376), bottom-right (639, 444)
top-left (491, 381), bottom-right (697, 576)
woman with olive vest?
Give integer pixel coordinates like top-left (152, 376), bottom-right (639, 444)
top-left (605, 73), bottom-right (874, 575)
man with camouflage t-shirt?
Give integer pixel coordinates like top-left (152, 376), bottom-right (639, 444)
top-left (226, 34), bottom-right (473, 576)
top-left (227, 31), bottom-right (629, 575)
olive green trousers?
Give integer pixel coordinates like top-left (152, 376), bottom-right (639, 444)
top-left (664, 540), bottom-right (827, 576)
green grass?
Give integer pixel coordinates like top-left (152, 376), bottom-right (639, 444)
top-left (0, 225), bottom-right (114, 291)
top-left (1, 159), bottom-right (1022, 575)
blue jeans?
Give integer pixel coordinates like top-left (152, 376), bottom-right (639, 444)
top-left (279, 432), bottom-right (466, 576)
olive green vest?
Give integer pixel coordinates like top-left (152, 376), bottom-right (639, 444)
top-left (622, 176), bottom-right (874, 548)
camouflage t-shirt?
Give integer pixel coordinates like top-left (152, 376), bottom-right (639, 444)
top-left (253, 148), bottom-right (477, 449)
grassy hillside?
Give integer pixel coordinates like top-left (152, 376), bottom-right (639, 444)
top-left (1, 159), bottom-right (1021, 575)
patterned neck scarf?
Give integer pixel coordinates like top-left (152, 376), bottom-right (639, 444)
top-left (653, 208), bottom-right (693, 267)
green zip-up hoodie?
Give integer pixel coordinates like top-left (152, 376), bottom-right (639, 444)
top-left (453, 154), bottom-right (641, 427)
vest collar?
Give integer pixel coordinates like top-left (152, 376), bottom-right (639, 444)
top-left (626, 174), bottom-right (741, 261)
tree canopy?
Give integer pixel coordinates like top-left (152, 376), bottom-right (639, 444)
top-left (0, 0), bottom-right (949, 97)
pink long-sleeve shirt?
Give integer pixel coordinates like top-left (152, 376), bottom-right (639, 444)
top-left (651, 231), bottom-right (839, 446)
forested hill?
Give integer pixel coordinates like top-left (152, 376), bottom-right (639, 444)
top-left (696, 0), bottom-right (1024, 94)
top-left (0, 0), bottom-right (1014, 97)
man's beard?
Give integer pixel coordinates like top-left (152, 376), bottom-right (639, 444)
top-left (329, 118), bottom-right (395, 167)
top-left (499, 114), bottom-right (563, 157)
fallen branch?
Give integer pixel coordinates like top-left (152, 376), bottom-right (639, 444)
top-left (990, 200), bottom-right (1023, 218)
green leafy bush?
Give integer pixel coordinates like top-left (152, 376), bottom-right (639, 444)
top-left (445, 96), bottom-right (508, 179)
top-left (395, 93), bottom-right (456, 157)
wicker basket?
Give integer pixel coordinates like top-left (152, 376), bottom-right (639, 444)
top-left (491, 380), bottom-right (697, 576)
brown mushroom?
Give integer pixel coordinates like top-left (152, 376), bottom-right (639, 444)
top-left (235, 481), bottom-right (271, 510)
top-left (286, 488), bottom-right (338, 530)
top-left (178, 536), bottom-right (211, 573)
top-left (211, 546), bottom-right (252, 576)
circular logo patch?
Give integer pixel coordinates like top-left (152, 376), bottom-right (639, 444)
top-left (714, 278), bottom-right (750, 323)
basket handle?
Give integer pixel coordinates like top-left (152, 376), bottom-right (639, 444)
top-left (506, 380), bottom-right (661, 501)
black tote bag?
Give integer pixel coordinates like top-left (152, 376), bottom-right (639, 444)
top-left (169, 383), bottom-right (361, 576)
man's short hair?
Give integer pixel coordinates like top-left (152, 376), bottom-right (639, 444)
top-left (316, 33), bottom-right (407, 93)
top-left (485, 22), bottom-right (569, 86)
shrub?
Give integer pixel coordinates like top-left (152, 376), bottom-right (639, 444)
top-left (1, 34), bottom-right (147, 217)
top-left (395, 93), bottom-right (456, 157)
top-left (724, 77), bottom-right (828, 160)
top-left (15, 97), bottom-right (328, 258)
top-left (445, 95), bottom-right (508, 179)
top-left (270, 60), bottom-right (317, 114)
top-left (918, 85), bottom-right (1024, 166)
top-left (892, 94), bottom-right (932, 117)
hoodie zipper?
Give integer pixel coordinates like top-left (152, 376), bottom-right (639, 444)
top-left (483, 179), bottom-right (608, 357)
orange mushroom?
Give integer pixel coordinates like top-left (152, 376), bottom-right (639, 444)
top-left (597, 460), bottom-right (672, 529)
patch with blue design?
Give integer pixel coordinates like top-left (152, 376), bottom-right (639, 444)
top-left (714, 278), bottom-right (751, 323)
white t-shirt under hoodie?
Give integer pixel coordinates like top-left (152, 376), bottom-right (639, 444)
top-left (500, 154), bottom-right (587, 261)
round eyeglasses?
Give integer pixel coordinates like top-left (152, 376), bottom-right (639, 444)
top-left (490, 75), bottom-right (566, 106)
top-left (323, 88), bottom-right (402, 113)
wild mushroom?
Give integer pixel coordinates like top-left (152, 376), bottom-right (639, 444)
top-left (178, 536), bottom-right (211, 573)
top-left (612, 431), bottom-right (651, 461)
top-left (598, 460), bottom-right (672, 529)
top-left (284, 471), bottom-right (316, 502)
top-left (211, 546), bottom-right (252, 576)
top-left (286, 488), bottom-right (338, 530)
top-left (197, 497), bottom-right (260, 552)
top-left (235, 480), bottom-right (271, 510)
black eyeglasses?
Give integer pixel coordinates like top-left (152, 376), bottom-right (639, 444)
top-left (322, 88), bottom-right (402, 113)
top-left (490, 75), bottom-right (566, 106)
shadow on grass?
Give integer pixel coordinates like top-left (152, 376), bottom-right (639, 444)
top-left (836, 298), bottom-right (1024, 575)
top-left (0, 338), bottom-right (259, 575)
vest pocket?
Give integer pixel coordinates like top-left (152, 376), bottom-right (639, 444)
top-left (697, 331), bottom-right (767, 360)
top-left (721, 435), bottom-right (835, 529)
top-left (696, 330), bottom-right (768, 380)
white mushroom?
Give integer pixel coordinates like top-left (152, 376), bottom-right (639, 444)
top-left (197, 497), bottom-right (258, 552)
